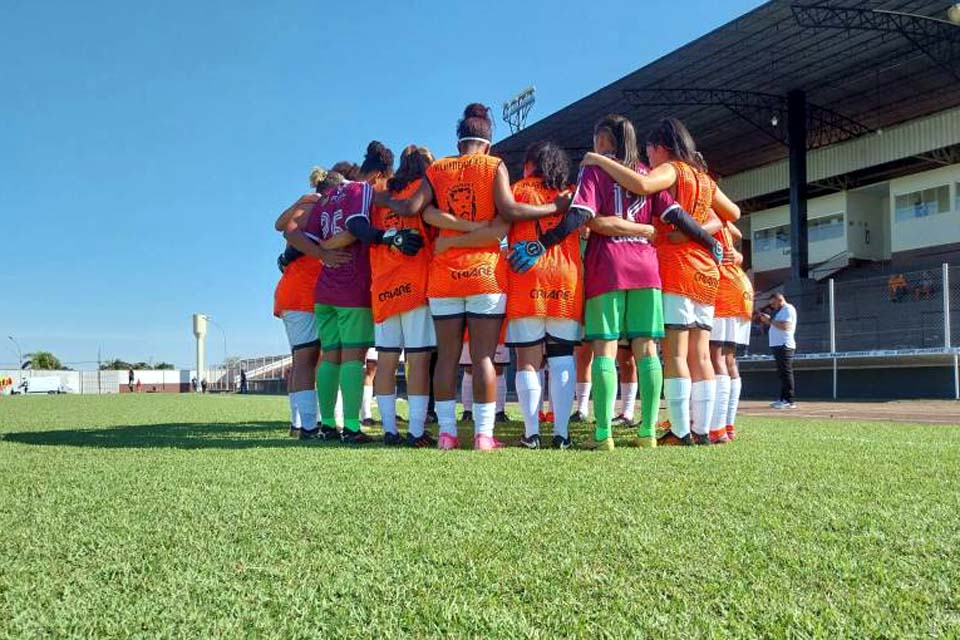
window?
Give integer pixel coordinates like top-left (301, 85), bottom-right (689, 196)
top-left (808, 213), bottom-right (845, 243)
top-left (754, 224), bottom-right (791, 253)
top-left (894, 185), bottom-right (949, 222)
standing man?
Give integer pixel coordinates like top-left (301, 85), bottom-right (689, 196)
top-left (759, 292), bottom-right (797, 409)
top-left (128, 368), bottom-right (135, 393)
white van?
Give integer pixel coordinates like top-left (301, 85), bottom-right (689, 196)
top-left (17, 376), bottom-right (71, 395)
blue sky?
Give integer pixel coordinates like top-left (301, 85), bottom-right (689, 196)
top-left (1, 0), bottom-right (760, 369)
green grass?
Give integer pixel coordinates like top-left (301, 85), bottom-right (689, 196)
top-left (1, 394), bottom-right (958, 639)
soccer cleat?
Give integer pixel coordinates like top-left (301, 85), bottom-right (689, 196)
top-left (495, 411), bottom-right (510, 424)
top-left (551, 435), bottom-right (574, 450)
top-left (341, 428), bottom-right (374, 445)
top-left (289, 426), bottom-right (300, 438)
top-left (776, 402), bottom-right (797, 410)
top-left (518, 434), bottom-right (541, 449)
top-left (382, 431), bottom-right (404, 447)
top-left (474, 434), bottom-right (505, 451)
top-left (297, 427), bottom-right (319, 440)
top-left (362, 417), bottom-right (378, 427)
top-left (632, 435), bottom-right (657, 448)
top-left (657, 430), bottom-right (694, 446)
top-left (406, 431), bottom-right (437, 448)
top-left (570, 411), bottom-right (588, 423)
top-left (583, 437), bottom-right (615, 451)
top-left (725, 425), bottom-right (737, 441)
top-left (460, 410), bottom-right (474, 423)
top-left (425, 410), bottom-right (438, 424)
top-left (437, 432), bottom-right (460, 450)
top-left (319, 425), bottom-right (341, 442)
top-left (692, 433), bottom-right (712, 446)
top-left (708, 428), bottom-right (730, 444)
top-left (611, 414), bottom-right (633, 427)
top-left (769, 400), bottom-right (785, 408)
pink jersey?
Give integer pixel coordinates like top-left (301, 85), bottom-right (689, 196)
top-left (303, 181), bottom-right (373, 308)
top-left (572, 163), bottom-right (667, 299)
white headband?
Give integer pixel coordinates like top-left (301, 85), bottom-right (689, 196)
top-left (458, 136), bottom-right (491, 145)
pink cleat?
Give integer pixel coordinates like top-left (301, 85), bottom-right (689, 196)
top-left (473, 434), bottom-right (505, 451)
top-left (437, 433), bottom-right (460, 450)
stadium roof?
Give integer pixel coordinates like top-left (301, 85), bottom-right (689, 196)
top-left (493, 0), bottom-right (960, 181)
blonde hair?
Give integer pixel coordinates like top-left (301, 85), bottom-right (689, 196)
top-left (308, 166), bottom-right (345, 193)
top-left (308, 166), bottom-right (329, 189)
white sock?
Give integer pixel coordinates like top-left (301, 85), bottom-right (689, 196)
top-left (436, 399), bottom-right (457, 437)
top-left (620, 381), bottom-right (638, 420)
top-left (378, 393), bottom-right (397, 434)
top-left (712, 375), bottom-right (731, 432)
top-left (474, 401), bottom-right (496, 438)
top-left (496, 374), bottom-right (506, 413)
top-left (548, 355), bottom-right (575, 439)
top-left (288, 393), bottom-right (301, 429)
top-left (691, 379), bottom-right (717, 436)
top-left (576, 382), bottom-right (591, 416)
top-left (335, 389), bottom-right (344, 426)
top-left (361, 384), bottom-right (374, 420)
top-left (407, 395), bottom-right (429, 438)
top-left (664, 377), bottom-right (692, 438)
top-left (291, 390), bottom-right (316, 432)
top-left (515, 371), bottom-right (541, 438)
top-left (727, 377), bottom-right (742, 428)
top-left (461, 372), bottom-right (473, 412)
top-left (538, 368), bottom-right (547, 414)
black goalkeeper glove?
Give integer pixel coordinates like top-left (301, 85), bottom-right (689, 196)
top-left (381, 228), bottom-right (424, 256)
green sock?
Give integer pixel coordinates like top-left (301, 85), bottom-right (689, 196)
top-left (592, 355), bottom-right (617, 441)
top-left (637, 355), bottom-right (663, 438)
top-left (339, 360), bottom-right (365, 432)
top-left (317, 361), bottom-right (340, 428)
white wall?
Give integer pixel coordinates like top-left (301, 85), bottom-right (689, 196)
top-left (889, 164), bottom-right (960, 253)
top-left (750, 192), bottom-right (847, 272)
top-left (846, 190), bottom-right (888, 261)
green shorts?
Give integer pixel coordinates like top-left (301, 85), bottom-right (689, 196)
top-left (314, 304), bottom-right (374, 350)
top-left (584, 288), bottom-right (665, 341)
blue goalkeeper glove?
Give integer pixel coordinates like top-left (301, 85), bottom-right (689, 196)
top-left (508, 240), bottom-right (546, 274)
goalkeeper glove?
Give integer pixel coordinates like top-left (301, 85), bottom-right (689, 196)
top-left (508, 240), bottom-right (545, 274)
top-left (382, 228), bottom-right (424, 256)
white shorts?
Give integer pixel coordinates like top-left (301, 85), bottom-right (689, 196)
top-left (505, 317), bottom-right (581, 347)
top-left (711, 317), bottom-right (751, 347)
top-left (460, 343), bottom-right (511, 366)
top-left (429, 293), bottom-right (506, 318)
top-left (663, 293), bottom-right (714, 331)
top-left (374, 305), bottom-right (437, 353)
top-left (281, 311), bottom-right (319, 350)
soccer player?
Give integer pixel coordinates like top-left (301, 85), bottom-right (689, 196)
top-left (501, 141), bottom-right (580, 449)
top-left (710, 222), bottom-right (753, 442)
top-left (582, 117), bottom-right (740, 445)
top-left (378, 103), bottom-right (564, 450)
top-left (572, 343), bottom-right (593, 422)
top-left (369, 145), bottom-right (438, 447)
top-left (613, 347), bottom-right (638, 426)
top-left (274, 167), bottom-right (351, 439)
top-left (285, 161), bottom-right (424, 444)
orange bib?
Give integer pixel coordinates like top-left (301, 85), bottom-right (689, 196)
top-left (714, 226), bottom-right (754, 319)
top-left (425, 154), bottom-right (505, 298)
top-left (273, 256), bottom-right (322, 317)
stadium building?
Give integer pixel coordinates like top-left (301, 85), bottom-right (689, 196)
top-left (493, 0), bottom-right (960, 399)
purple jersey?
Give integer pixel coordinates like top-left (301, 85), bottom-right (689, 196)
top-left (572, 162), bottom-right (667, 299)
top-left (304, 181), bottom-right (373, 308)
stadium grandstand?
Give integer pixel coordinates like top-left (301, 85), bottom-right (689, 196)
top-left (493, 0), bottom-right (960, 399)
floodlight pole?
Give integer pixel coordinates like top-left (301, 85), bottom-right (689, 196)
top-left (7, 336), bottom-right (22, 390)
top-left (828, 279), bottom-right (837, 399)
top-left (788, 89), bottom-right (809, 280)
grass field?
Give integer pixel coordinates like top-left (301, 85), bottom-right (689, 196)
top-left (1, 394), bottom-right (958, 638)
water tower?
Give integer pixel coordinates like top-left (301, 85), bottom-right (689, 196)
top-left (192, 314), bottom-right (207, 391)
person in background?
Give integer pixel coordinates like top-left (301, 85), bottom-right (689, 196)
top-left (759, 291), bottom-right (797, 409)
top-left (128, 368), bottom-right (135, 393)
top-left (201, 378), bottom-right (208, 394)
top-left (239, 369), bottom-right (247, 394)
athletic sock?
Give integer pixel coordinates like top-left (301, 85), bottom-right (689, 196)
top-left (712, 375), bottom-right (731, 433)
top-left (335, 389), bottom-right (344, 427)
top-left (576, 382), bottom-right (592, 416)
top-left (288, 393), bottom-right (301, 429)
top-left (620, 381), bottom-right (638, 420)
top-left (339, 361), bottom-right (364, 432)
top-left (436, 399), bottom-right (457, 437)
top-left (515, 370), bottom-right (541, 438)
top-left (361, 384), bottom-right (374, 420)
top-left (547, 355), bottom-right (575, 439)
top-left (691, 379), bottom-right (717, 437)
top-left (591, 356), bottom-right (617, 441)
top-left (294, 389), bottom-right (317, 431)
top-left (378, 393), bottom-right (397, 435)
top-left (727, 377), bottom-right (742, 428)
top-left (407, 395), bottom-right (429, 438)
top-left (316, 361), bottom-right (341, 429)
top-left (496, 374), bottom-right (507, 413)
top-left (637, 356), bottom-right (663, 438)
top-left (461, 372), bottom-right (473, 412)
top-left (664, 377), bottom-right (692, 438)
top-left (537, 368), bottom-right (546, 415)
top-left (474, 401), bottom-right (496, 438)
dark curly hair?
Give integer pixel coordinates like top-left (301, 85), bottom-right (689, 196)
top-left (523, 141), bottom-right (570, 191)
top-left (456, 103), bottom-right (493, 144)
top-left (387, 145), bottom-right (434, 193)
top-left (594, 114), bottom-right (640, 169)
top-left (645, 117), bottom-right (706, 171)
top-left (330, 161), bottom-right (362, 181)
top-left (360, 140), bottom-right (394, 178)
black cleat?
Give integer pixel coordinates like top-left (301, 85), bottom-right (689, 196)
top-left (570, 411), bottom-right (588, 423)
top-left (362, 417), bottom-right (378, 427)
top-left (611, 414), bottom-right (634, 427)
top-left (425, 410), bottom-right (438, 424)
top-left (297, 427), bottom-right (320, 440)
top-left (319, 425), bottom-right (341, 442)
top-left (495, 411), bottom-right (510, 424)
top-left (552, 435), bottom-right (574, 450)
top-left (518, 434), bottom-right (541, 449)
top-left (405, 431), bottom-right (437, 448)
top-left (341, 429), bottom-right (374, 445)
top-left (383, 431), bottom-right (404, 447)
top-left (692, 433), bottom-right (712, 446)
top-left (657, 430), bottom-right (694, 447)
top-left (460, 410), bottom-right (473, 423)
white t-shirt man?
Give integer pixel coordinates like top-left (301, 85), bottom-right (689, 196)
top-left (768, 303), bottom-right (797, 350)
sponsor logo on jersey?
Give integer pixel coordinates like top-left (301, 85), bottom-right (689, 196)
top-left (529, 289), bottom-right (572, 301)
top-left (378, 282), bottom-right (413, 302)
top-left (452, 264), bottom-right (494, 281)
top-left (694, 271), bottom-right (720, 289)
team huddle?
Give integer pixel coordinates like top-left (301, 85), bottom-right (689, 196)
top-left (273, 103), bottom-right (753, 450)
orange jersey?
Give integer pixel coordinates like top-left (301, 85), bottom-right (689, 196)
top-left (654, 161), bottom-right (720, 306)
top-left (506, 177), bottom-right (583, 321)
top-left (273, 256), bottom-right (322, 316)
top-left (425, 153), bottom-right (506, 298)
top-left (714, 226), bottom-right (754, 319)
top-left (369, 179), bottom-right (432, 323)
